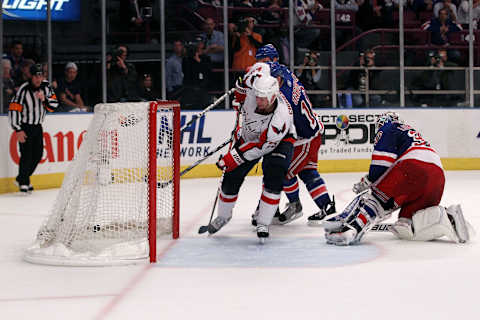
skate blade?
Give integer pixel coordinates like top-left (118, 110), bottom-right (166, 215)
top-left (277, 212), bottom-right (303, 225)
top-left (258, 237), bottom-right (266, 245)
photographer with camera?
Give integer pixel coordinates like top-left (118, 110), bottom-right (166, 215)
top-left (346, 49), bottom-right (382, 107)
top-left (231, 16), bottom-right (263, 70)
top-left (181, 41), bottom-right (212, 109)
top-left (295, 50), bottom-right (324, 106)
top-left (106, 45), bottom-right (138, 102)
top-left (412, 49), bottom-right (461, 107)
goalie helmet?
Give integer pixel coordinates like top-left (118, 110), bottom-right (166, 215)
top-left (253, 74), bottom-right (279, 105)
top-left (255, 44), bottom-right (279, 61)
top-left (375, 111), bottom-right (400, 133)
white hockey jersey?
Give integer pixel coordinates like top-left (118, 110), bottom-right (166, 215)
top-left (237, 81), bottom-right (296, 161)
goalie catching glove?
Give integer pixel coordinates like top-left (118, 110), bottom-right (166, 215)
top-left (216, 148), bottom-right (245, 172)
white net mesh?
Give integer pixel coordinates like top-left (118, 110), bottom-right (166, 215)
top-left (24, 102), bottom-right (178, 266)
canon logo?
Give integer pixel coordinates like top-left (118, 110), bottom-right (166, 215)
top-left (9, 130), bottom-right (86, 165)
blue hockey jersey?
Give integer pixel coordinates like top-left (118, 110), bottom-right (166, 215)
top-left (268, 63), bottom-right (322, 142)
top-left (369, 121), bottom-right (443, 182)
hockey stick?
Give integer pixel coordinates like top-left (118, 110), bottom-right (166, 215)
top-left (157, 137), bottom-right (233, 188)
top-left (180, 88), bottom-right (235, 132)
top-left (198, 110), bottom-right (241, 234)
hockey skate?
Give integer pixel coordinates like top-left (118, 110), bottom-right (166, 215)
top-left (257, 224), bottom-right (269, 244)
top-left (275, 201), bottom-right (303, 225)
top-left (207, 216), bottom-right (231, 234)
top-left (446, 204), bottom-right (470, 243)
top-left (307, 197), bottom-right (336, 226)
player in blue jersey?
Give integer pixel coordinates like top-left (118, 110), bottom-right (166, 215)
top-left (324, 112), bottom-right (472, 245)
top-left (235, 44), bottom-right (336, 226)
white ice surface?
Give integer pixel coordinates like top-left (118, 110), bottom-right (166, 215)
top-left (0, 171), bottom-right (479, 320)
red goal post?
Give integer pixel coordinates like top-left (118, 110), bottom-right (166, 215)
top-left (24, 101), bottom-right (180, 266)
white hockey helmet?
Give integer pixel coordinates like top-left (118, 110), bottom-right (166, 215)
top-left (375, 111), bottom-right (401, 132)
top-left (253, 74), bottom-right (279, 105)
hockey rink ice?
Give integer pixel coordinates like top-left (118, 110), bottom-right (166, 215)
top-left (1, 171), bottom-right (479, 320)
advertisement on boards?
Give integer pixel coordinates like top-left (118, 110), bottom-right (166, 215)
top-left (2, 0), bottom-right (81, 21)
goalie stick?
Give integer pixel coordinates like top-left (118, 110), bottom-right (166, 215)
top-left (181, 88), bottom-right (235, 132)
top-left (370, 223), bottom-right (392, 232)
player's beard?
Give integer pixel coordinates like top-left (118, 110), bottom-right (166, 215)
top-left (255, 100), bottom-right (277, 115)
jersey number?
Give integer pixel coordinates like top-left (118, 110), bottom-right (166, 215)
top-left (300, 91), bottom-right (317, 130)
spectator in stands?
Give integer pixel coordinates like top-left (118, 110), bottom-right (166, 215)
top-left (295, 50), bottom-right (324, 105)
top-left (2, 59), bottom-right (15, 112)
top-left (136, 73), bottom-right (160, 101)
top-left (182, 41), bottom-right (212, 109)
top-left (412, 49), bottom-right (461, 106)
top-left (40, 62), bottom-right (57, 89)
top-left (200, 18), bottom-right (225, 67)
top-left (346, 49), bottom-right (383, 107)
top-left (57, 62), bottom-right (88, 112)
top-left (166, 40), bottom-right (185, 100)
top-left (434, 0), bottom-right (458, 21)
top-left (412, 0), bottom-right (434, 18)
top-left (107, 45), bottom-right (137, 102)
top-left (13, 59), bottom-right (35, 89)
top-left (294, 0), bottom-right (322, 50)
top-left (423, 8), bottom-right (462, 46)
top-left (457, 0), bottom-right (480, 25)
top-left (356, 0), bottom-right (378, 31)
top-left (231, 16), bottom-right (263, 70)
top-left (6, 41), bottom-right (24, 75)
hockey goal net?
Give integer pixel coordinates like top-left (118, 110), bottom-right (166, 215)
top-left (24, 101), bottom-right (180, 266)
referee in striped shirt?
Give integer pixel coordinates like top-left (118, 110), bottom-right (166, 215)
top-left (8, 63), bottom-right (58, 193)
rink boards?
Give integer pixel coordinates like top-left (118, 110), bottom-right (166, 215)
top-left (0, 108), bottom-right (479, 193)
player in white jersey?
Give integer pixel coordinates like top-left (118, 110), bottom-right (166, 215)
top-left (207, 70), bottom-right (296, 241)
top-left (236, 44), bottom-right (335, 226)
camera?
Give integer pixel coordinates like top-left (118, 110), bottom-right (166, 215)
top-left (428, 51), bottom-right (441, 67)
top-left (141, 7), bottom-right (152, 19)
top-left (111, 48), bottom-right (124, 62)
top-left (237, 18), bottom-right (250, 33)
top-left (305, 52), bottom-right (318, 65)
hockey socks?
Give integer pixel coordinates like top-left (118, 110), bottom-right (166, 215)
top-left (256, 189), bottom-right (281, 226)
top-left (283, 177), bottom-right (300, 203)
top-left (217, 190), bottom-right (238, 220)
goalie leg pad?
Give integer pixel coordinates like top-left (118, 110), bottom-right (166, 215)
top-left (390, 217), bottom-right (414, 240)
top-left (412, 206), bottom-right (459, 242)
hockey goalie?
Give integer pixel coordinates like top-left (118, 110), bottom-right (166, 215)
top-left (323, 112), bottom-right (473, 246)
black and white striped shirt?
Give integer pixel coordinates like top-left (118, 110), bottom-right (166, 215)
top-left (8, 80), bottom-right (59, 131)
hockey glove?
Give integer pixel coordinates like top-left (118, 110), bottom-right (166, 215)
top-left (352, 174), bottom-right (372, 194)
top-left (325, 210), bottom-right (375, 245)
top-left (232, 99), bottom-right (242, 112)
top-left (234, 77), bottom-right (247, 104)
top-left (216, 148), bottom-right (245, 172)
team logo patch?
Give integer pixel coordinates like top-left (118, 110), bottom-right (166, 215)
top-left (272, 124), bottom-right (286, 134)
top-left (374, 131), bottom-right (383, 145)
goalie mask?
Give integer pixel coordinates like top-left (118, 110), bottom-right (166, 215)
top-left (375, 111), bottom-right (400, 133)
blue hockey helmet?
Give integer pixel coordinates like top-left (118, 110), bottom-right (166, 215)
top-left (255, 44), bottom-right (279, 61)
top-left (268, 61), bottom-right (289, 80)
